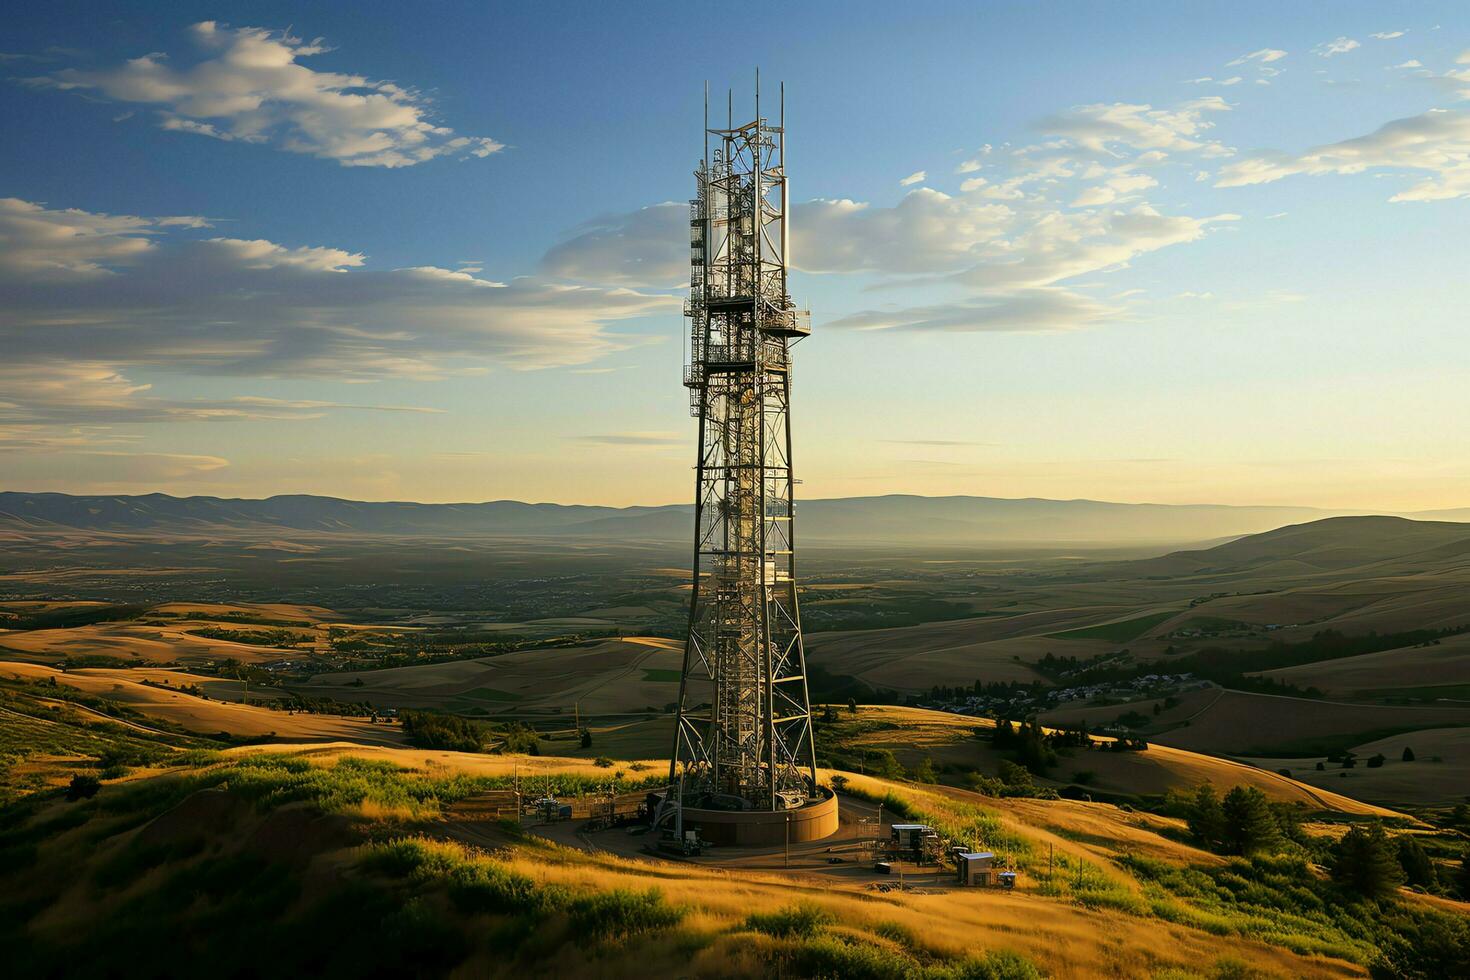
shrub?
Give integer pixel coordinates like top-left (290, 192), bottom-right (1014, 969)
top-left (1396, 836), bottom-right (1435, 888)
top-left (745, 901), bottom-right (833, 938)
top-left (569, 887), bottom-right (684, 939)
top-left (66, 774), bottom-right (101, 801)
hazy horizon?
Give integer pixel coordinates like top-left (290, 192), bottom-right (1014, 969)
top-left (2, 485), bottom-right (1468, 516)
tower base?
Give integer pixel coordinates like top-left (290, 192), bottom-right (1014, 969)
top-left (677, 788), bottom-right (838, 846)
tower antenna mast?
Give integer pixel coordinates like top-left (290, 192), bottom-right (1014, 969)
top-left (669, 79), bottom-right (822, 826)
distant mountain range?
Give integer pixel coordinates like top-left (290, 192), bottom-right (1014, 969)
top-left (3, 490), bottom-right (1461, 547)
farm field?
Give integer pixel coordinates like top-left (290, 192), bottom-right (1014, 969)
top-left (1260, 632), bottom-right (1470, 698)
top-left (1243, 727), bottom-right (1470, 808)
top-left (1040, 687), bottom-right (1470, 757)
top-left (303, 636), bottom-right (683, 716)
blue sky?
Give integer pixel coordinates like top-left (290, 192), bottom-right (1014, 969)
top-left (3, 2), bottom-right (1470, 508)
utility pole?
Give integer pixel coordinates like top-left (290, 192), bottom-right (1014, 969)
top-left (785, 813), bottom-right (791, 868)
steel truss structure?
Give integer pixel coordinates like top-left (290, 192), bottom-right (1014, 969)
top-left (669, 81), bottom-right (817, 812)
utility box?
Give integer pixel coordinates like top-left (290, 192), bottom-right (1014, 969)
top-left (956, 851), bottom-right (996, 887)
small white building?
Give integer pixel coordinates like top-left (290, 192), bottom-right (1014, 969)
top-left (956, 851), bottom-right (996, 886)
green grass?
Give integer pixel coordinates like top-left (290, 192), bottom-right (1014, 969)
top-left (641, 668), bottom-right (683, 683)
top-left (1046, 610), bottom-right (1179, 643)
top-left (459, 687), bottom-right (522, 702)
top-left (1352, 683), bottom-right (1470, 702)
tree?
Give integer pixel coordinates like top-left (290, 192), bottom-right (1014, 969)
top-left (1221, 786), bottom-right (1282, 855)
top-left (579, 728), bottom-right (593, 749)
top-left (1186, 784), bottom-right (1227, 851)
top-left (1366, 753), bottom-right (1387, 769)
top-left (913, 757), bottom-right (938, 784)
top-left (1396, 836), bottom-right (1436, 888)
top-left (1401, 746), bottom-right (1416, 762)
top-left (1458, 854), bottom-right (1470, 900)
top-left (1330, 823), bottom-right (1405, 900)
top-left (846, 697), bottom-right (857, 715)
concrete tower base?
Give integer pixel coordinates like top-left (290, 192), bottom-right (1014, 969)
top-left (679, 788), bottom-right (839, 847)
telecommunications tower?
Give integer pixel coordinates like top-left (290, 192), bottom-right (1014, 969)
top-left (666, 80), bottom-right (834, 843)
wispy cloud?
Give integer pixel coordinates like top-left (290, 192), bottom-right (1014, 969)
top-left (1313, 36), bottom-right (1361, 58)
top-left (1227, 49), bottom-right (1287, 66)
top-left (573, 432), bottom-right (683, 446)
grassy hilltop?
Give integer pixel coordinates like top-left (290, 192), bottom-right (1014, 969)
top-left (2, 676), bottom-right (1468, 980)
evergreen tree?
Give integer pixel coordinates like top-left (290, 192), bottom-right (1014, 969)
top-left (1396, 836), bottom-right (1435, 888)
top-left (1186, 784), bottom-right (1227, 851)
top-left (1221, 786), bottom-right (1282, 855)
top-left (579, 728), bottom-right (592, 749)
top-left (1331, 823), bottom-right (1406, 900)
top-left (1401, 746), bottom-right (1416, 762)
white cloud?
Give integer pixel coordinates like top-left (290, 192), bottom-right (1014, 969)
top-left (1218, 76), bottom-right (1244, 86)
top-left (28, 21), bottom-right (502, 168)
top-left (0, 198), bottom-right (674, 385)
top-left (1215, 108), bottom-right (1470, 201)
top-left (1371, 31), bottom-right (1406, 40)
top-left (956, 158), bottom-right (984, 173)
top-left (1228, 49), bottom-right (1288, 66)
top-left (899, 170), bottom-right (927, 186)
top-left (1314, 37), bottom-right (1361, 58)
top-left (1395, 60), bottom-right (1424, 69)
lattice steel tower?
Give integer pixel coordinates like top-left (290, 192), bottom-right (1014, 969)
top-left (669, 81), bottom-right (818, 813)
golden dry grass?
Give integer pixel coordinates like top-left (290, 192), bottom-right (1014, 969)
top-left (0, 620), bottom-right (319, 666)
top-left (0, 662), bottom-right (403, 745)
top-left (410, 776), bottom-right (1363, 980)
